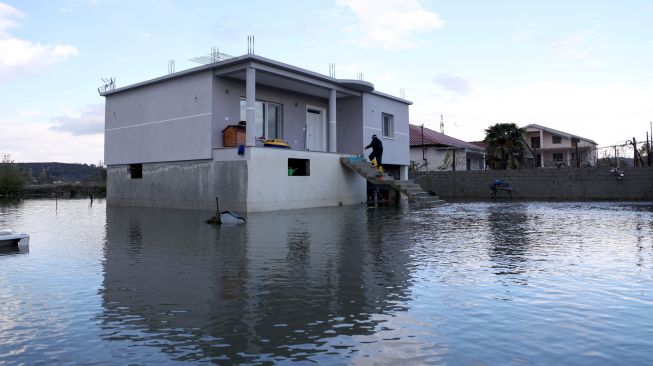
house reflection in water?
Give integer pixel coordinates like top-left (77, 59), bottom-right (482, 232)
top-left (100, 205), bottom-right (413, 363)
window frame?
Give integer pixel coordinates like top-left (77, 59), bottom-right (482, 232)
top-left (240, 98), bottom-right (284, 140)
top-left (552, 135), bottom-right (562, 144)
top-left (382, 113), bottom-right (394, 138)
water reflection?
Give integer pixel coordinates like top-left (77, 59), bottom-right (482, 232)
top-left (100, 205), bottom-right (413, 363)
top-left (486, 203), bottom-right (532, 280)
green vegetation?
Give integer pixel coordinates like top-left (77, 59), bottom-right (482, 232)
top-left (483, 123), bottom-right (527, 170)
top-left (0, 154), bottom-right (26, 196)
top-left (19, 162), bottom-right (106, 185)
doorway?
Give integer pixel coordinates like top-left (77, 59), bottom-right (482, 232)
top-left (305, 106), bottom-right (326, 151)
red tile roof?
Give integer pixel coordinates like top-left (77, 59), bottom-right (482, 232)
top-left (409, 124), bottom-right (484, 151)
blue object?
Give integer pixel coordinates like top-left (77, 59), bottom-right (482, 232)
top-left (237, 145), bottom-right (245, 155)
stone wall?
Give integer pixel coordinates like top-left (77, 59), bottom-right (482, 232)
top-left (414, 167), bottom-right (653, 200)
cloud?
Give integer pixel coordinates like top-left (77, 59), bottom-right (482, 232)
top-left (335, 0), bottom-right (444, 49)
top-left (0, 2), bottom-right (79, 83)
top-left (410, 81), bottom-right (653, 147)
top-left (49, 104), bottom-right (105, 135)
top-left (0, 118), bottom-right (103, 164)
top-left (434, 74), bottom-right (473, 94)
top-left (550, 29), bottom-right (596, 60)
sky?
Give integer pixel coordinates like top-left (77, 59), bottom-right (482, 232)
top-left (1, 0), bottom-right (652, 164)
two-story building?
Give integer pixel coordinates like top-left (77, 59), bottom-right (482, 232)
top-left (522, 124), bottom-right (597, 168)
top-left (101, 54), bottom-right (411, 213)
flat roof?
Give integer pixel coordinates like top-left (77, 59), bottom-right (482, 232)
top-left (100, 54), bottom-right (412, 105)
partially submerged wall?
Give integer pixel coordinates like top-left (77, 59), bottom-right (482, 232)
top-left (107, 160), bottom-right (247, 212)
top-left (415, 167), bottom-right (653, 200)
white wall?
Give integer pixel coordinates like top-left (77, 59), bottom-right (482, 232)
top-left (410, 146), bottom-right (484, 171)
top-left (361, 93), bottom-right (410, 166)
top-left (247, 148), bottom-right (366, 212)
top-left (105, 71), bottom-right (214, 165)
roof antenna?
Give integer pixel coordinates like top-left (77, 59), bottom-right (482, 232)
top-left (97, 77), bottom-right (115, 95)
top-left (440, 114), bottom-right (445, 134)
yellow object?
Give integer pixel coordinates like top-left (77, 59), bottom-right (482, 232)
top-left (371, 158), bottom-right (378, 167)
top-left (378, 166), bottom-right (384, 173)
top-left (264, 139), bottom-right (291, 149)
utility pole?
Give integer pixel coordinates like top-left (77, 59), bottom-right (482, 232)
top-left (440, 114), bottom-right (444, 134)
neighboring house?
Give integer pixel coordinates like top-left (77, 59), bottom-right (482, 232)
top-left (101, 53), bottom-right (411, 213)
top-left (522, 124), bottom-right (597, 168)
top-left (409, 124), bottom-right (485, 171)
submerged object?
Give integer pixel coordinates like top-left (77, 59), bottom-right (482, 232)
top-left (206, 197), bottom-right (246, 225)
top-left (0, 229), bottom-right (29, 248)
top-left (263, 139), bottom-right (290, 148)
top-left (206, 211), bottom-right (246, 225)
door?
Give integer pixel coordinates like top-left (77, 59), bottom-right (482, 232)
top-left (306, 107), bottom-right (325, 151)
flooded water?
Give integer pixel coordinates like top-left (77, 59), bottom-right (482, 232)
top-left (1, 199), bottom-right (653, 365)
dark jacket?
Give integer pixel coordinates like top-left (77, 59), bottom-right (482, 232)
top-left (365, 137), bottom-right (383, 153)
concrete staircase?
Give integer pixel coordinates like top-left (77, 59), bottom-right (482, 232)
top-left (340, 156), bottom-right (446, 207)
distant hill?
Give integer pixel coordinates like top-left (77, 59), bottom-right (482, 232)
top-left (19, 162), bottom-right (106, 185)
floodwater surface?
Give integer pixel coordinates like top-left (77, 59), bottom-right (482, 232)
top-left (1, 199), bottom-right (652, 365)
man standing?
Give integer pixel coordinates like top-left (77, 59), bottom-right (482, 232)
top-left (365, 134), bottom-right (383, 171)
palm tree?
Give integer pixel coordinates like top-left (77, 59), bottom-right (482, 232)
top-left (484, 123), bottom-right (526, 169)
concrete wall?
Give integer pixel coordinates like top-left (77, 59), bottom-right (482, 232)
top-left (414, 167), bottom-right (653, 200)
top-left (247, 148), bottom-right (366, 212)
top-left (107, 148), bottom-right (367, 213)
top-left (336, 96), bottom-right (364, 155)
top-left (105, 71), bottom-right (214, 165)
top-left (107, 159), bottom-right (248, 213)
top-left (362, 93), bottom-right (410, 166)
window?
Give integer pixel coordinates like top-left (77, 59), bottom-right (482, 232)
top-left (552, 153), bottom-right (564, 162)
top-left (552, 135), bottom-right (562, 144)
top-left (240, 99), bottom-right (283, 140)
top-left (382, 113), bottom-right (394, 138)
top-left (130, 164), bottom-right (142, 179)
top-left (288, 158), bottom-right (310, 176)
top-left (531, 137), bottom-right (540, 149)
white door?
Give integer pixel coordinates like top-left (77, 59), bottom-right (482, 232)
top-left (306, 108), bottom-right (325, 151)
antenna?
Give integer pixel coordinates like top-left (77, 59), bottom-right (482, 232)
top-left (168, 59), bottom-right (175, 74)
top-left (399, 88), bottom-right (405, 99)
top-left (247, 35), bottom-right (255, 54)
top-left (97, 77), bottom-right (115, 95)
top-left (440, 114), bottom-right (444, 134)
top-left (357, 72), bottom-right (364, 80)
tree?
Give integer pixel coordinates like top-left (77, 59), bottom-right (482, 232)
top-left (0, 154), bottom-right (25, 196)
top-left (484, 123), bottom-right (527, 170)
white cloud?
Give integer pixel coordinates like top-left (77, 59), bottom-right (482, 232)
top-left (411, 81), bottom-right (653, 147)
top-left (49, 104), bottom-right (105, 135)
top-left (550, 29), bottom-right (596, 60)
top-left (434, 74), bottom-right (473, 94)
top-left (0, 118), bottom-right (103, 164)
top-left (335, 0), bottom-right (444, 49)
top-left (0, 2), bottom-right (79, 83)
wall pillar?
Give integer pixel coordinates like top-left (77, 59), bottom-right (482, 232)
top-left (328, 89), bottom-right (337, 153)
top-left (540, 129), bottom-right (544, 167)
top-left (400, 165), bottom-right (408, 180)
top-left (246, 67), bottom-right (256, 147)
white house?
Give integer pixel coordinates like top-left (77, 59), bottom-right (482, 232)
top-left (101, 53), bottom-right (411, 213)
top-left (522, 124), bottom-right (597, 168)
top-left (409, 124), bottom-right (485, 171)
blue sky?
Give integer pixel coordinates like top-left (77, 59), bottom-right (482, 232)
top-left (1, 0), bottom-right (652, 163)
